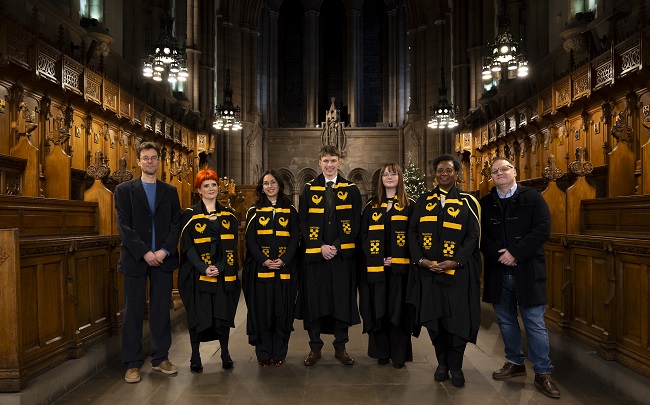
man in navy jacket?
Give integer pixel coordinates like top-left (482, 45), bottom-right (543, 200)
top-left (115, 141), bottom-right (181, 383)
top-left (479, 157), bottom-right (560, 399)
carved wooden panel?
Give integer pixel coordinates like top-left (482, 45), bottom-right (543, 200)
top-left (37, 43), bottom-right (60, 85)
top-left (71, 247), bottom-right (112, 347)
top-left (544, 242), bottom-right (566, 324)
top-left (615, 252), bottom-right (650, 376)
top-left (84, 69), bottom-right (102, 105)
top-left (6, 18), bottom-right (31, 69)
top-left (19, 255), bottom-right (67, 364)
top-left (572, 64), bottom-right (590, 100)
top-left (120, 92), bottom-right (132, 120)
top-left (541, 88), bottom-right (552, 115)
top-left (133, 99), bottom-right (144, 125)
top-left (593, 52), bottom-right (613, 90)
top-left (554, 76), bottom-right (571, 109)
top-left (63, 56), bottom-right (83, 96)
top-left (103, 79), bottom-right (118, 113)
top-left (616, 35), bottom-right (641, 77)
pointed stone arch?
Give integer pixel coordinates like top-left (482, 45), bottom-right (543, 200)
top-left (347, 167), bottom-right (372, 204)
top-left (274, 167), bottom-right (296, 198)
top-left (296, 167), bottom-right (318, 190)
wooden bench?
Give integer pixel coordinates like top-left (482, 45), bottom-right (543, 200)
top-left (0, 196), bottom-right (123, 392)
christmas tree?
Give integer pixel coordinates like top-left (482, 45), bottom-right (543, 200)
top-left (403, 155), bottom-right (428, 198)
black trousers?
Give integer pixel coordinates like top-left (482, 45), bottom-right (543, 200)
top-left (308, 317), bottom-right (349, 351)
top-left (122, 267), bottom-right (173, 369)
top-left (256, 329), bottom-right (289, 361)
top-left (428, 326), bottom-right (467, 371)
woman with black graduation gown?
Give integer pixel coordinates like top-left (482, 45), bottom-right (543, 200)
top-left (407, 154), bottom-right (481, 388)
top-left (243, 170), bottom-right (300, 366)
top-left (359, 162), bottom-right (415, 368)
top-left (178, 169), bottom-right (240, 373)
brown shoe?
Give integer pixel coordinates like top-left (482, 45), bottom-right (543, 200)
top-left (152, 359), bottom-right (178, 375)
top-left (124, 368), bottom-right (141, 383)
top-left (335, 350), bottom-right (354, 365)
top-left (492, 361), bottom-right (526, 380)
top-left (304, 350), bottom-right (321, 366)
top-left (535, 374), bottom-right (561, 398)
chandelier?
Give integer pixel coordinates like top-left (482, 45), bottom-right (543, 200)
top-left (482, 0), bottom-right (528, 80)
top-left (213, 69), bottom-right (242, 131)
top-left (428, 13), bottom-right (458, 130)
top-left (142, 13), bottom-right (188, 83)
top-left (428, 67), bottom-right (458, 129)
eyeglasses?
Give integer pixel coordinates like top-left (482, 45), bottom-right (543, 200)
top-left (436, 168), bottom-right (455, 175)
top-left (263, 180), bottom-right (278, 187)
top-left (491, 164), bottom-right (514, 174)
top-left (382, 172), bottom-right (398, 178)
top-left (140, 156), bottom-right (159, 162)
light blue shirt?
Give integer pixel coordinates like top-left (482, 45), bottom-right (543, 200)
top-left (142, 181), bottom-right (157, 251)
top-left (496, 183), bottom-right (518, 199)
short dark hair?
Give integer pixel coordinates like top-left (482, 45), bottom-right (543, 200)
top-left (491, 157), bottom-right (514, 169)
top-left (432, 153), bottom-right (461, 172)
top-left (138, 141), bottom-right (160, 158)
top-left (319, 145), bottom-right (340, 159)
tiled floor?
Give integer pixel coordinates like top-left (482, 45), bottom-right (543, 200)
top-left (52, 295), bottom-right (632, 404)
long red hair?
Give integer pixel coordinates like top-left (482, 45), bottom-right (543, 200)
top-left (194, 168), bottom-right (219, 190)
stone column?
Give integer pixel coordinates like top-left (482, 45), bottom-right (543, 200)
top-left (304, 9), bottom-right (319, 128)
top-left (386, 7), bottom-right (398, 126)
top-left (197, 0), bottom-right (215, 119)
top-left (268, 10), bottom-right (279, 128)
top-left (346, 8), bottom-right (361, 127)
top-left (406, 27), bottom-right (418, 116)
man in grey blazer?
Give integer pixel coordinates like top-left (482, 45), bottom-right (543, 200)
top-left (115, 141), bottom-right (181, 383)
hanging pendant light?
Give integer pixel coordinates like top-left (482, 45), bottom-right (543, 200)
top-left (482, 0), bottom-right (529, 81)
top-left (142, 11), bottom-right (189, 82)
top-left (428, 13), bottom-right (458, 130)
top-left (213, 21), bottom-right (241, 131)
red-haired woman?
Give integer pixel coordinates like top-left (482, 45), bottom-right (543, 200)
top-left (243, 170), bottom-right (299, 366)
top-left (178, 168), bottom-right (240, 373)
top-left (359, 163), bottom-right (415, 368)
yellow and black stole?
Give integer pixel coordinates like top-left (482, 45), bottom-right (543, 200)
top-left (364, 197), bottom-right (411, 283)
top-left (245, 204), bottom-right (294, 282)
top-left (304, 180), bottom-right (356, 261)
top-left (217, 207), bottom-right (239, 291)
top-left (183, 211), bottom-right (215, 291)
top-left (416, 187), bottom-right (478, 276)
top-left (182, 205), bottom-right (238, 291)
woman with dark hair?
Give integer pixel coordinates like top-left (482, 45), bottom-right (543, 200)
top-left (243, 170), bottom-right (300, 366)
top-left (407, 154), bottom-right (481, 388)
top-left (178, 168), bottom-right (240, 373)
top-left (359, 162), bottom-right (415, 368)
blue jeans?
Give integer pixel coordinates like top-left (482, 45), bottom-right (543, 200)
top-left (493, 274), bottom-right (553, 375)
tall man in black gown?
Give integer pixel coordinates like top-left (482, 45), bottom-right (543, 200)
top-left (298, 145), bottom-right (361, 366)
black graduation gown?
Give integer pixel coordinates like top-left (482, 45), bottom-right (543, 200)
top-left (178, 201), bottom-right (241, 341)
top-left (406, 186), bottom-right (482, 344)
top-left (358, 200), bottom-right (415, 334)
top-left (358, 199), bottom-right (415, 362)
top-left (296, 174), bottom-right (362, 332)
top-left (242, 200), bottom-right (300, 346)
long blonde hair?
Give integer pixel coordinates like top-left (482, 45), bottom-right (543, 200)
top-left (373, 162), bottom-right (410, 207)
